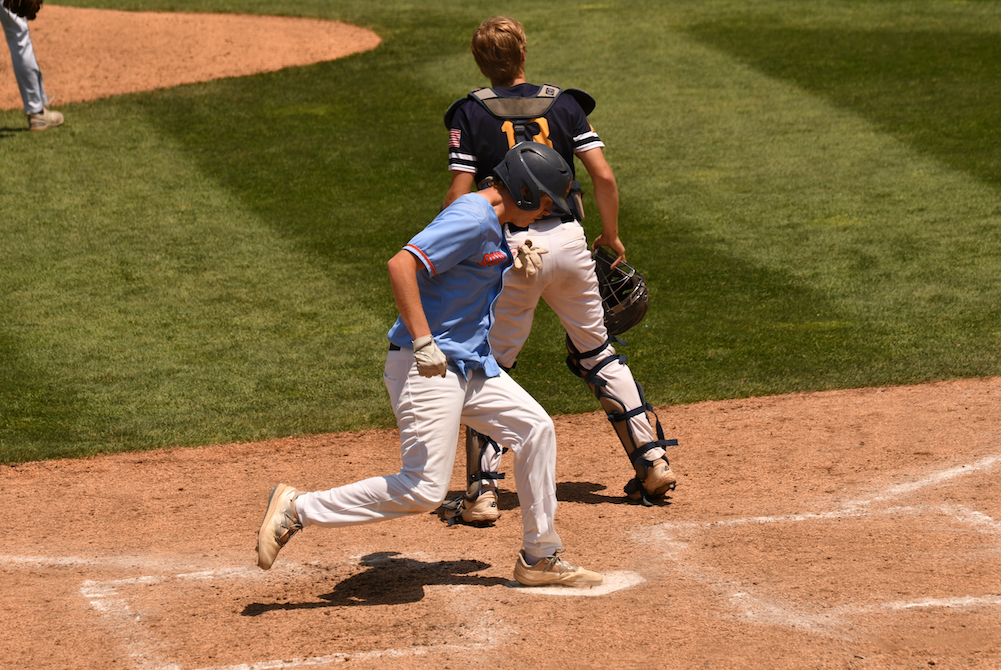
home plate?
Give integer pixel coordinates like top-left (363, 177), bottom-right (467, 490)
top-left (505, 571), bottom-right (645, 596)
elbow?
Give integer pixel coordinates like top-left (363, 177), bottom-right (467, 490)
top-left (594, 168), bottom-right (618, 190)
top-left (388, 250), bottom-right (419, 280)
top-left (387, 253), bottom-right (405, 279)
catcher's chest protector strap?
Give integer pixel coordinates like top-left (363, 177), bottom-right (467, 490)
top-left (471, 84), bottom-right (562, 119)
top-left (443, 84), bottom-right (594, 141)
top-left (443, 88), bottom-right (559, 130)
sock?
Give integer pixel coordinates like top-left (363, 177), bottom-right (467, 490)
top-left (523, 552), bottom-right (545, 566)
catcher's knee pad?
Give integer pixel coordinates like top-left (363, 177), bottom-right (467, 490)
top-left (439, 427), bottom-right (506, 526)
top-left (566, 335), bottom-right (678, 506)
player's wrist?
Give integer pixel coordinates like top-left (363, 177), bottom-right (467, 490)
top-left (412, 334), bottom-right (434, 350)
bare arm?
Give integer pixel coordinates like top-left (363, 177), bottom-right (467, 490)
top-left (388, 250), bottom-right (431, 340)
top-left (442, 172), bottom-right (477, 210)
top-left (576, 147), bottom-right (625, 268)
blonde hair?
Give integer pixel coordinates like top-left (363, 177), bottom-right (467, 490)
top-left (470, 16), bottom-right (526, 85)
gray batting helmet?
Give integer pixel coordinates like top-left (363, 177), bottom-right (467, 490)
top-left (492, 142), bottom-right (573, 214)
top-left (593, 246), bottom-right (649, 335)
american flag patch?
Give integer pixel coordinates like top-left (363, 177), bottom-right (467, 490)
top-left (449, 129), bottom-right (461, 148)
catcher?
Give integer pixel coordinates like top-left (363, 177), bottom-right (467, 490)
top-left (439, 16), bottom-right (678, 524)
top-left (3, 0), bottom-right (63, 131)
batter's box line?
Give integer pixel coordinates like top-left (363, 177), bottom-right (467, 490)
top-left (633, 452), bottom-right (1001, 635)
top-left (72, 558), bottom-right (643, 670)
top-left (653, 452), bottom-right (1001, 532)
top-left (80, 567), bottom-right (510, 670)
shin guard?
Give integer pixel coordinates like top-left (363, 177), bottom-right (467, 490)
top-left (566, 335), bottom-right (678, 506)
top-left (463, 426), bottom-right (505, 499)
top-left (439, 427), bottom-right (505, 525)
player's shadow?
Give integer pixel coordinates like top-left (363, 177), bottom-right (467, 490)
top-left (241, 552), bottom-right (509, 616)
top-left (0, 126), bottom-right (27, 138)
top-left (493, 481), bottom-right (671, 508)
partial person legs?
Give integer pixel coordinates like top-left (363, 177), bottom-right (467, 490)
top-left (256, 350), bottom-right (600, 585)
top-left (544, 237), bottom-right (676, 504)
top-left (1, 7), bottom-right (62, 130)
top-left (295, 350), bottom-right (467, 527)
top-left (471, 219), bottom-right (677, 508)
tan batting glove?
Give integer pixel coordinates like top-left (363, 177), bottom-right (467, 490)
top-left (513, 239), bottom-right (549, 277)
top-left (412, 335), bottom-right (447, 378)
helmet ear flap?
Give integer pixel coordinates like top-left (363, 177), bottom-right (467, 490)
top-left (593, 246), bottom-right (649, 335)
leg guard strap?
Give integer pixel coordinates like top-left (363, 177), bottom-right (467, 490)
top-left (469, 471), bottom-right (505, 484)
top-left (564, 335), bottom-right (626, 388)
top-left (628, 438), bottom-right (679, 465)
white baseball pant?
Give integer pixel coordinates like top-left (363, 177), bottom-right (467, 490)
top-left (2, 7), bottom-right (47, 115)
top-left (477, 217), bottom-right (665, 482)
top-left (295, 349), bottom-right (563, 558)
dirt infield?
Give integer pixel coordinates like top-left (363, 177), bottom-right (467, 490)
top-left (0, 6), bottom-right (381, 111)
top-left (2, 377), bottom-right (1000, 669)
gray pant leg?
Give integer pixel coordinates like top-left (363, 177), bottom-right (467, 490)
top-left (2, 7), bottom-right (47, 114)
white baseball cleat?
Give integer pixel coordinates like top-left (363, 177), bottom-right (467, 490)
top-left (513, 550), bottom-right (603, 587)
top-left (441, 488), bottom-right (501, 525)
top-left (256, 483), bottom-right (301, 570)
top-left (28, 108), bottom-right (64, 132)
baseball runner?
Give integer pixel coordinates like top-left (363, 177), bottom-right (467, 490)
top-left (257, 142), bottom-right (602, 588)
top-left (439, 16), bottom-right (677, 524)
top-left (2, 0), bottom-right (63, 131)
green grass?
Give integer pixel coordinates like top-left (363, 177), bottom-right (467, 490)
top-left (2, 0), bottom-right (1000, 462)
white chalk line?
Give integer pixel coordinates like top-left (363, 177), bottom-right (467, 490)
top-left (654, 452), bottom-right (1001, 532)
top-left (7, 546), bottom-right (644, 668)
top-left (639, 453), bottom-right (1001, 634)
top-left (81, 574), bottom-right (179, 670)
top-left (883, 595), bottom-right (1001, 611)
top-left (78, 565), bottom-right (513, 670)
top-left (183, 604), bottom-right (511, 670)
top-left (1, 553), bottom-right (275, 575)
top-left (5, 551), bottom-right (520, 670)
top-left (869, 454), bottom-right (1001, 503)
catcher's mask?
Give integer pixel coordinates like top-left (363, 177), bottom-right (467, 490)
top-left (593, 246), bottom-right (649, 335)
top-left (492, 142), bottom-right (573, 215)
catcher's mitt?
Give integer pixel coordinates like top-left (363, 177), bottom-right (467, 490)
top-left (3, 0), bottom-right (42, 20)
top-left (593, 246), bottom-right (649, 335)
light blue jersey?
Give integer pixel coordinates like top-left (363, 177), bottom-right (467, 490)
top-left (387, 193), bottom-right (512, 378)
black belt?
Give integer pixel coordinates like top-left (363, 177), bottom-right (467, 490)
top-left (389, 343), bottom-right (401, 351)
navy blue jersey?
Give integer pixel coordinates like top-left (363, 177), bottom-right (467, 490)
top-left (448, 83), bottom-right (604, 186)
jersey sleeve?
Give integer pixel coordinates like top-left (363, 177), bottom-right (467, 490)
top-left (564, 96), bottom-right (605, 154)
top-left (573, 124), bottom-right (605, 154)
top-left (447, 104), bottom-right (479, 175)
top-left (403, 199), bottom-right (484, 277)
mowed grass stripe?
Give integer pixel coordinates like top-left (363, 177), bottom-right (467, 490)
top-left (0, 105), bottom-right (394, 461)
top-left (2, 0), bottom-right (1001, 462)
top-left (488, 17), bottom-right (1001, 405)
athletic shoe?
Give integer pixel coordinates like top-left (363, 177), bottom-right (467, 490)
top-left (513, 550), bottom-right (603, 587)
top-left (28, 108), bottom-right (64, 132)
top-left (256, 483), bottom-right (301, 570)
top-left (625, 457), bottom-right (677, 506)
top-left (641, 457), bottom-right (677, 496)
top-left (440, 489), bottom-right (500, 526)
